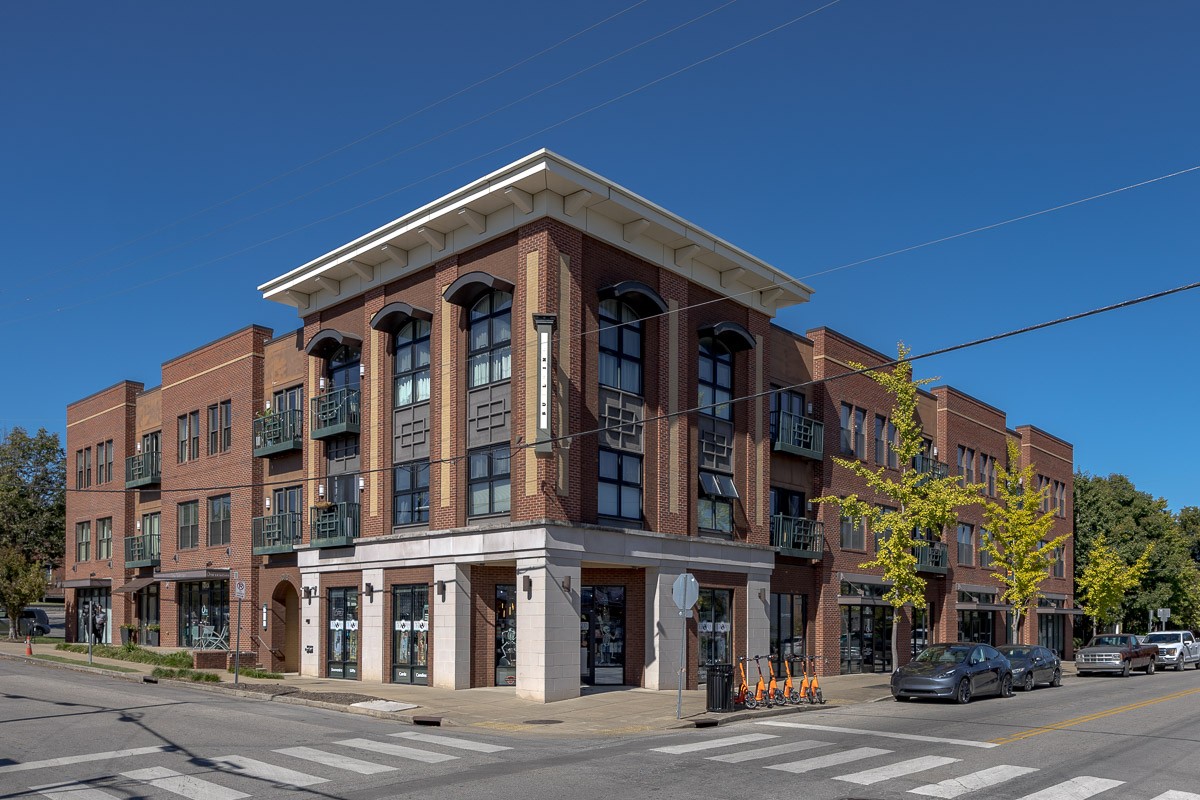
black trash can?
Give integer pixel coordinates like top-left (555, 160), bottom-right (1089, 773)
top-left (705, 663), bottom-right (734, 713)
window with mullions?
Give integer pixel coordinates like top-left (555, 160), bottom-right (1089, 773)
top-left (598, 448), bottom-right (642, 522)
top-left (770, 388), bottom-right (805, 441)
top-left (75, 521), bottom-right (90, 561)
top-left (468, 445), bottom-right (510, 517)
top-left (394, 319), bottom-right (432, 407)
top-left (840, 515), bottom-right (866, 550)
top-left (698, 338), bottom-right (733, 420)
top-left (178, 411), bottom-right (199, 463)
top-left (957, 523), bottom-right (974, 565)
top-left (598, 299), bottom-right (642, 395)
top-left (393, 460), bottom-right (430, 526)
top-left (698, 472), bottom-right (738, 533)
top-left (207, 400), bottom-right (232, 455)
top-left (207, 494), bottom-right (231, 546)
top-left (979, 528), bottom-right (993, 568)
top-left (468, 291), bottom-right (512, 388)
top-left (273, 384), bottom-right (303, 413)
top-left (178, 501), bottom-right (199, 549)
top-left (97, 517), bottom-right (112, 560)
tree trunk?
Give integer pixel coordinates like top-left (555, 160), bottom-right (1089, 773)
top-left (1011, 610), bottom-right (1022, 645)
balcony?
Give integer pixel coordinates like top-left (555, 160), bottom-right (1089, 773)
top-left (310, 502), bottom-right (359, 548)
top-left (252, 512), bottom-right (303, 555)
top-left (770, 515), bottom-right (824, 560)
top-left (125, 451), bottom-right (161, 489)
top-left (915, 541), bottom-right (949, 574)
top-left (773, 412), bottom-right (824, 460)
top-left (311, 388), bottom-right (360, 439)
top-left (124, 533), bottom-right (160, 568)
top-left (912, 454), bottom-right (949, 480)
top-left (253, 409), bottom-right (304, 457)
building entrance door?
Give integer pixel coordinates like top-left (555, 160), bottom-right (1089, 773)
top-left (580, 586), bottom-right (626, 685)
top-left (326, 588), bottom-right (359, 679)
top-left (392, 584), bottom-right (429, 685)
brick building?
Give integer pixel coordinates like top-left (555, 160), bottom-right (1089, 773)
top-left (63, 150), bottom-right (1075, 701)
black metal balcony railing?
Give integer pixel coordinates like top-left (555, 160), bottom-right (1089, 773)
top-left (310, 502), bottom-right (360, 548)
top-left (252, 512), bottom-right (303, 555)
top-left (773, 411), bottom-right (824, 460)
top-left (125, 451), bottom-right (161, 488)
top-left (912, 453), bottom-right (950, 480)
top-left (124, 532), bottom-right (161, 568)
top-left (254, 408), bottom-right (304, 457)
top-left (915, 541), bottom-right (949, 574)
top-left (311, 388), bottom-right (361, 439)
top-left (770, 515), bottom-right (824, 559)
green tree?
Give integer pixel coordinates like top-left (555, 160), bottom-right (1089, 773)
top-left (1076, 532), bottom-right (1153, 637)
top-left (0, 547), bottom-right (47, 640)
top-left (980, 438), bottom-right (1067, 643)
top-left (0, 427), bottom-right (66, 567)
top-left (817, 344), bottom-right (983, 668)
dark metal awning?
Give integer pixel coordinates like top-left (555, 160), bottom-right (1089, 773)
top-left (153, 568), bottom-right (231, 582)
top-left (61, 578), bottom-right (112, 588)
top-left (114, 577), bottom-right (157, 594)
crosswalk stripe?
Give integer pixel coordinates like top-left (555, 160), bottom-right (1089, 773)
top-left (274, 747), bottom-right (398, 775)
top-left (390, 732), bottom-right (512, 753)
top-left (336, 738), bottom-right (459, 764)
top-left (1012, 776), bottom-right (1124, 800)
top-left (834, 755), bottom-right (961, 785)
top-left (209, 755), bottom-right (328, 788)
top-left (1149, 793), bottom-right (1200, 800)
top-left (755, 721), bottom-right (997, 748)
top-left (706, 740), bottom-right (833, 763)
top-left (910, 765), bottom-right (1040, 798)
top-left (650, 734), bottom-right (778, 754)
top-left (2, 747), bottom-right (173, 774)
top-left (121, 766), bottom-right (249, 800)
top-left (766, 746), bottom-right (892, 774)
top-left (31, 783), bottom-right (122, 800)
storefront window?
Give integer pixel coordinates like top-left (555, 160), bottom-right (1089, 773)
top-left (958, 610), bottom-right (995, 644)
top-left (840, 605), bottom-right (893, 674)
top-left (76, 588), bottom-right (111, 644)
top-left (769, 593), bottom-right (806, 677)
top-left (178, 580), bottom-right (229, 649)
top-left (137, 584), bottom-right (160, 633)
top-left (697, 588), bottom-right (733, 683)
top-left (327, 587), bottom-right (359, 679)
top-left (911, 604), bottom-right (932, 656)
top-left (1038, 613), bottom-right (1066, 655)
top-left (495, 584), bottom-right (517, 686)
top-left (581, 586), bottom-right (626, 685)
top-left (392, 584), bottom-right (429, 685)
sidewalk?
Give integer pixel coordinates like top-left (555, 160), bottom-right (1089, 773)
top-left (0, 640), bottom-right (894, 737)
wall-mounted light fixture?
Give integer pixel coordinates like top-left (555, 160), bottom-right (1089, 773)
top-left (262, 603), bottom-right (268, 629)
top-left (806, 500), bottom-right (814, 512)
top-left (522, 574), bottom-right (532, 594)
top-left (265, 496), bottom-right (271, 510)
top-left (806, 402), bottom-right (814, 415)
top-left (135, 519), bottom-right (141, 530)
top-left (359, 364), bottom-right (366, 377)
top-left (318, 484), bottom-right (326, 499)
top-left (319, 376), bottom-right (326, 391)
top-left (932, 446), bottom-right (939, 458)
top-left (136, 441), bottom-right (142, 453)
top-left (561, 575), bottom-right (571, 592)
top-left (303, 586), bottom-right (315, 604)
top-left (264, 400), bottom-right (272, 411)
top-left (436, 580), bottom-right (446, 600)
top-left (107, 561), bottom-right (112, 569)
top-left (358, 476), bottom-right (365, 492)
top-left (172, 554), bottom-right (178, 562)
top-left (364, 582), bottom-right (374, 601)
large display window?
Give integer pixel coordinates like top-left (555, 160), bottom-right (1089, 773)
top-left (696, 588), bottom-right (733, 683)
top-left (327, 587), bottom-right (359, 679)
top-left (840, 605), bottom-right (894, 674)
top-left (770, 593), bottom-right (806, 677)
top-left (179, 580), bottom-right (229, 649)
top-left (580, 586), bottom-right (626, 685)
top-left (392, 584), bottom-right (429, 685)
top-left (495, 584), bottom-right (517, 686)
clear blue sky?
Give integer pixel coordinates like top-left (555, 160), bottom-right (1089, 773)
top-left (3, 2), bottom-right (1197, 510)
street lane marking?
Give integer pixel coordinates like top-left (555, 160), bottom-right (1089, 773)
top-left (0, 746), bottom-right (173, 774)
top-left (910, 765), bottom-right (1040, 798)
top-left (210, 755), bottom-right (327, 788)
top-left (31, 783), bottom-right (122, 800)
top-left (390, 732), bottom-right (512, 752)
top-left (835, 755), bottom-right (961, 785)
top-left (766, 746), bottom-right (891, 774)
top-left (1013, 776), bottom-right (1123, 800)
top-left (274, 747), bottom-right (398, 775)
top-left (1150, 793), bottom-right (1200, 800)
top-left (121, 766), bottom-right (248, 800)
top-left (707, 740), bottom-right (833, 763)
top-left (756, 721), bottom-right (998, 749)
top-left (336, 738), bottom-right (459, 764)
top-left (991, 687), bottom-right (1200, 745)
top-left (650, 733), bottom-right (778, 754)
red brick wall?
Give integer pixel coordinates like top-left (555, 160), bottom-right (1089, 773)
top-left (470, 565), bottom-right (514, 687)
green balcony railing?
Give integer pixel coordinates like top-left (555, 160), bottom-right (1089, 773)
top-left (311, 388), bottom-right (360, 439)
top-left (915, 541), bottom-right (949, 574)
top-left (773, 411), bottom-right (824, 460)
top-left (770, 515), bottom-right (824, 559)
top-left (125, 451), bottom-right (161, 488)
top-left (124, 532), bottom-right (160, 568)
top-left (912, 454), bottom-right (950, 480)
top-left (253, 408), bottom-right (304, 457)
top-left (310, 502), bottom-right (359, 548)
top-left (252, 512), bottom-right (303, 555)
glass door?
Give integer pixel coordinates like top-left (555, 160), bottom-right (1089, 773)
top-left (392, 584), bottom-right (430, 684)
top-left (495, 584), bottom-right (517, 686)
top-left (770, 593), bottom-right (806, 677)
top-left (580, 586), bottom-right (626, 685)
top-left (696, 588), bottom-right (733, 683)
top-left (327, 588), bottom-right (359, 679)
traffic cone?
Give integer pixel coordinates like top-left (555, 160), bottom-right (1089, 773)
top-left (25, 635), bottom-right (33, 656)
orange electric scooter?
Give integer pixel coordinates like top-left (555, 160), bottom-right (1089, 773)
top-left (765, 655), bottom-right (784, 706)
top-left (751, 655), bottom-right (773, 707)
top-left (735, 657), bottom-right (754, 708)
top-left (806, 654), bottom-right (826, 705)
top-left (782, 656), bottom-right (802, 704)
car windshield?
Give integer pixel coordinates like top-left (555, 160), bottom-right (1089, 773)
top-left (999, 646), bottom-right (1031, 658)
top-left (914, 645), bottom-right (969, 664)
top-left (1144, 633), bottom-right (1182, 644)
top-left (1090, 636), bottom-right (1126, 647)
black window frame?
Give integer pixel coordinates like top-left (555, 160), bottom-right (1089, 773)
top-left (467, 291), bottom-right (513, 389)
top-left (178, 410), bottom-right (200, 463)
top-left (598, 447), bottom-right (642, 522)
top-left (840, 514), bottom-right (865, 550)
top-left (698, 337), bottom-right (733, 420)
top-left (394, 319), bottom-right (432, 407)
top-left (393, 460), bottom-right (431, 527)
top-left (957, 522), bottom-right (974, 565)
top-left (468, 445), bottom-right (511, 517)
top-left (598, 299), bottom-right (643, 396)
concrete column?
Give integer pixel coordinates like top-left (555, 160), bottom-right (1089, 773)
top-left (644, 567), bottom-right (684, 690)
top-left (516, 554), bottom-right (581, 703)
top-left (432, 563), bottom-right (472, 689)
top-left (360, 568), bottom-right (384, 682)
top-left (746, 572), bottom-right (771, 660)
top-left (300, 573), bottom-right (320, 677)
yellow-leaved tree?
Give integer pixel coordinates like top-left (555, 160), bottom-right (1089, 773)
top-left (1077, 532), bottom-right (1154, 638)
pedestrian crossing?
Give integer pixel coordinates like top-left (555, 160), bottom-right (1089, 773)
top-left (647, 731), bottom-right (1200, 800)
top-left (19, 731), bottom-right (511, 800)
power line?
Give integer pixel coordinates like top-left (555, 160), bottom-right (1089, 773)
top-left (65, 276), bottom-right (1200, 498)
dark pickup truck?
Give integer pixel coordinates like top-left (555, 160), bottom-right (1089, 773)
top-left (1074, 633), bottom-right (1158, 676)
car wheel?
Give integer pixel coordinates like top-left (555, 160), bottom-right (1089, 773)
top-left (956, 678), bottom-right (972, 704)
top-left (1121, 661), bottom-right (1131, 677)
top-left (1175, 657), bottom-right (1185, 672)
top-left (1146, 660), bottom-right (1155, 675)
top-left (1001, 674), bottom-right (1014, 697)
top-left (1022, 672), bottom-right (1035, 692)
top-left (1050, 669), bottom-right (1062, 687)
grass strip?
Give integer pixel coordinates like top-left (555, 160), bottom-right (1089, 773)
top-left (227, 666), bottom-right (283, 679)
top-left (56, 643), bottom-right (193, 668)
top-left (151, 667), bottom-right (221, 683)
top-left (34, 654), bottom-right (138, 673)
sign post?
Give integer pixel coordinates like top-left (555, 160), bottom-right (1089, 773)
top-left (234, 580), bottom-right (247, 685)
top-left (671, 573), bottom-right (700, 720)
top-left (1156, 607), bottom-right (1171, 630)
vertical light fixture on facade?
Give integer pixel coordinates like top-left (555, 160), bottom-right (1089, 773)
top-left (532, 313), bottom-right (557, 456)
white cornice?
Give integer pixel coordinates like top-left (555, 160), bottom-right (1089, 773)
top-left (259, 149), bottom-right (814, 317)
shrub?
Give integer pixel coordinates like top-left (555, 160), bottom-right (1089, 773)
top-left (227, 666), bottom-right (283, 679)
top-left (151, 667), bottom-right (220, 683)
top-left (56, 642), bottom-right (192, 668)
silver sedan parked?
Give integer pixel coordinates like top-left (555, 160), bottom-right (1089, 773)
top-left (892, 643), bottom-right (1014, 704)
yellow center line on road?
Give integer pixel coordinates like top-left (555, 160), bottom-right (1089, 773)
top-left (991, 686), bottom-right (1200, 745)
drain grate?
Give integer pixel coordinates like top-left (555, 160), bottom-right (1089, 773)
top-left (523, 719), bottom-right (563, 725)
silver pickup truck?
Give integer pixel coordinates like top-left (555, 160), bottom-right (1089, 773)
top-left (1144, 631), bottom-right (1200, 671)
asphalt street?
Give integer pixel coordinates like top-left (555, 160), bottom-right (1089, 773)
top-left (2, 658), bottom-right (1198, 800)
